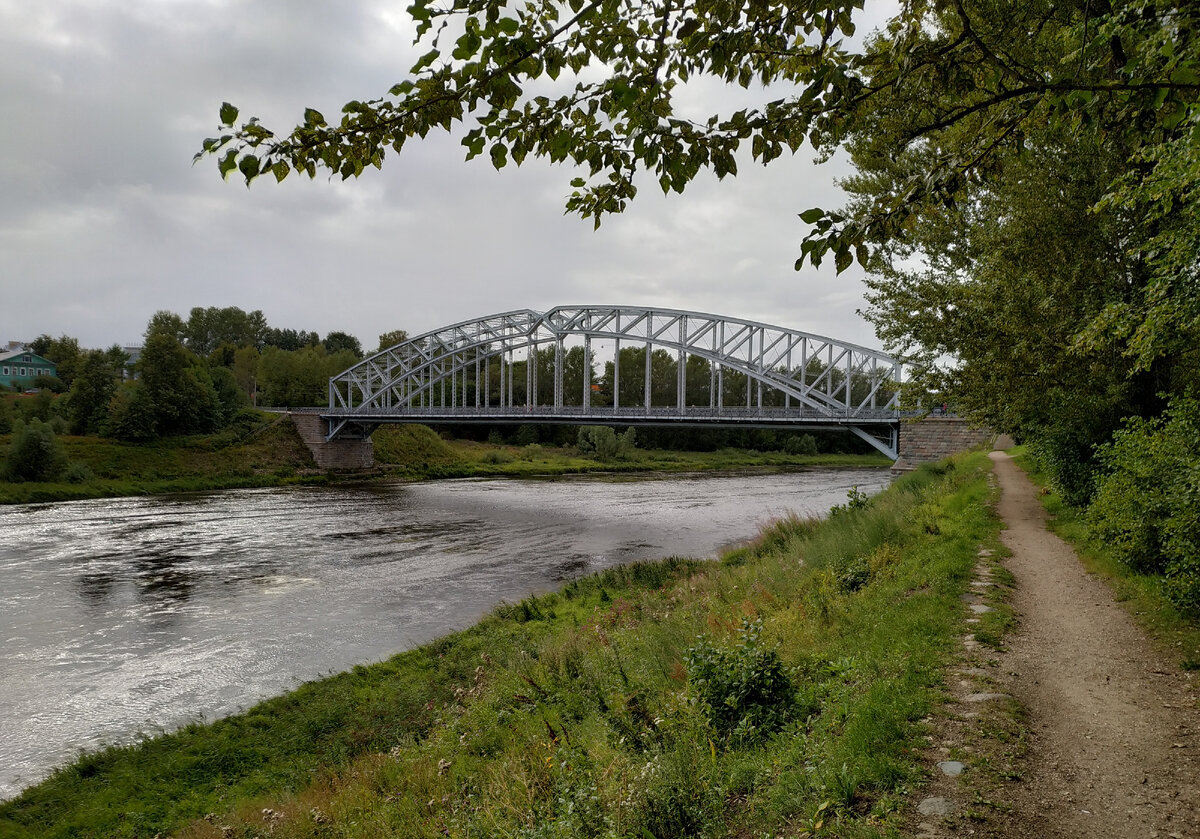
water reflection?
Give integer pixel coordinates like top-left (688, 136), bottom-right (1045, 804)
top-left (0, 468), bottom-right (888, 799)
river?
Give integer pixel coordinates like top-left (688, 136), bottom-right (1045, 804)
top-left (0, 467), bottom-right (888, 799)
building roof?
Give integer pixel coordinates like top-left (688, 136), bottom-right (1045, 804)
top-left (0, 349), bottom-right (54, 365)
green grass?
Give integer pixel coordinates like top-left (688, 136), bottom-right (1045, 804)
top-left (382, 432), bottom-right (890, 480)
top-left (1010, 445), bottom-right (1200, 670)
top-left (0, 420), bottom-right (889, 505)
top-left (0, 453), bottom-right (1000, 839)
top-left (0, 414), bottom-right (324, 504)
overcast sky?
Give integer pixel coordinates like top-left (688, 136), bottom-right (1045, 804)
top-left (1, 0), bottom-right (896, 353)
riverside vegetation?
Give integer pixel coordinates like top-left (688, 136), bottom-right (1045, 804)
top-left (0, 453), bottom-right (998, 839)
top-left (0, 408), bottom-right (886, 505)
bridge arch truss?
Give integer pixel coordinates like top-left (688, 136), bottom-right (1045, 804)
top-left (327, 306), bottom-right (903, 457)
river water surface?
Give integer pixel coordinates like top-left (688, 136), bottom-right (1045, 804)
top-left (0, 468), bottom-right (888, 799)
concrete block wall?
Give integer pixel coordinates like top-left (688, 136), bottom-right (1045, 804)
top-left (892, 416), bottom-right (995, 472)
top-left (287, 413), bottom-right (375, 470)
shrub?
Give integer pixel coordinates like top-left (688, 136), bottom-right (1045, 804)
top-left (684, 618), bottom-right (797, 744)
top-left (577, 426), bottom-right (635, 461)
top-left (105, 383), bottom-right (159, 441)
top-left (836, 557), bottom-right (872, 593)
top-left (33, 374), bottom-right (67, 394)
top-left (514, 424), bottom-right (539, 446)
top-left (784, 433), bottom-right (819, 456)
top-left (829, 485), bottom-right (870, 518)
top-left (3, 418), bottom-right (67, 482)
top-left (1089, 398), bottom-right (1200, 615)
top-left (64, 460), bottom-right (95, 484)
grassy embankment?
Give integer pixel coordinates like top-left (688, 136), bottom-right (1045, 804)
top-left (1011, 447), bottom-right (1200, 670)
top-left (0, 452), bottom-right (1000, 839)
top-left (0, 418), bottom-right (889, 505)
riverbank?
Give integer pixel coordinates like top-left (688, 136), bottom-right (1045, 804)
top-left (0, 453), bottom-right (999, 838)
top-left (0, 417), bottom-right (889, 504)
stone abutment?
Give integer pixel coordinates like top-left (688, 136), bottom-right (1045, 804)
top-left (288, 413), bottom-right (374, 470)
top-left (892, 416), bottom-right (995, 473)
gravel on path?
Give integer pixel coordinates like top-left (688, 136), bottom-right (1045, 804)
top-left (987, 450), bottom-right (1200, 838)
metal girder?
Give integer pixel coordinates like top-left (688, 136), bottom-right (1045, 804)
top-left (327, 306), bottom-right (904, 457)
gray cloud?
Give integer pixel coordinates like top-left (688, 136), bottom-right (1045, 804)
top-left (0, 0), bottom-right (888, 352)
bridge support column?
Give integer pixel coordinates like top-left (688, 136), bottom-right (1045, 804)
top-left (289, 413), bottom-right (374, 470)
top-left (892, 416), bottom-right (995, 472)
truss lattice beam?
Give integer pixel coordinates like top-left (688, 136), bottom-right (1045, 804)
top-left (327, 306), bottom-right (904, 457)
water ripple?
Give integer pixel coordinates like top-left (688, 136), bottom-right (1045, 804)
top-left (0, 468), bottom-right (888, 799)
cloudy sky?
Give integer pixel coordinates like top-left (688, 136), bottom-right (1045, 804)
top-left (1, 0), bottom-right (894, 353)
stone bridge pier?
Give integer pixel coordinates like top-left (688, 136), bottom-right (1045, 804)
top-left (288, 412), bottom-right (374, 470)
top-left (891, 415), bottom-right (996, 472)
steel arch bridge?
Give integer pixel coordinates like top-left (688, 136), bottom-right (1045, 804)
top-left (325, 306), bottom-right (904, 457)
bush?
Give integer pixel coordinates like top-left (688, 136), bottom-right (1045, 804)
top-left (784, 433), bottom-right (819, 456)
top-left (684, 618), bottom-right (797, 744)
top-left (829, 485), bottom-right (870, 518)
top-left (33, 374), bottom-right (67, 394)
top-left (514, 424), bottom-right (539, 446)
top-left (1089, 398), bottom-right (1200, 615)
top-left (105, 383), bottom-right (159, 441)
top-left (577, 426), bottom-right (636, 461)
top-left (3, 418), bottom-right (67, 482)
top-left (64, 460), bottom-right (95, 484)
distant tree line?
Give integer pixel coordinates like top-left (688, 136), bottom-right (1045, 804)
top-left (2, 307), bottom-right (405, 451)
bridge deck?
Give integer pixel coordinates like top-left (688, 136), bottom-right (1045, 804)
top-left (320, 405), bottom-right (898, 426)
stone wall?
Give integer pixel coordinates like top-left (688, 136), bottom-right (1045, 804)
top-left (287, 413), bottom-right (375, 470)
top-left (892, 416), bottom-right (995, 473)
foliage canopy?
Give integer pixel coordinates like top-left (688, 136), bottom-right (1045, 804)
top-left (199, 1), bottom-right (1199, 272)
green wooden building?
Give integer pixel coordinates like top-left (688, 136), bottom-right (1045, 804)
top-left (0, 349), bottom-right (57, 390)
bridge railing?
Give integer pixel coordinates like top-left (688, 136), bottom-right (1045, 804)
top-left (321, 404), bottom-right (899, 422)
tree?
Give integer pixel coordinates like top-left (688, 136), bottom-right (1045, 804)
top-left (377, 330), bottom-right (409, 352)
top-left (138, 331), bottom-right (222, 436)
top-left (68, 350), bottom-right (122, 435)
top-left (233, 345), bottom-right (261, 402)
top-left (146, 311), bottom-right (186, 343)
top-left (3, 418), bottom-right (67, 482)
top-left (257, 345), bottom-right (360, 407)
top-left (105, 383), bottom-right (158, 442)
top-left (0, 397), bottom-right (13, 434)
top-left (262, 327), bottom-right (320, 351)
top-left (323, 331), bottom-right (363, 358)
top-left (28, 335), bottom-right (83, 387)
top-left (200, 2), bottom-right (1199, 266)
top-left (183, 306), bottom-right (268, 355)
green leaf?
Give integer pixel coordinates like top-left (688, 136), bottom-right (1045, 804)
top-left (799, 208), bottom-right (825, 224)
top-left (219, 102), bottom-right (239, 126)
top-left (834, 246), bottom-right (852, 274)
top-left (238, 154), bottom-right (260, 181)
top-left (304, 108), bottom-right (326, 128)
top-left (489, 142), bottom-right (508, 169)
top-left (463, 130), bottom-right (486, 159)
top-left (218, 150), bottom-right (238, 179)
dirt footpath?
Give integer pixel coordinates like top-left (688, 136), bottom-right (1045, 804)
top-left (987, 451), bottom-right (1200, 838)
